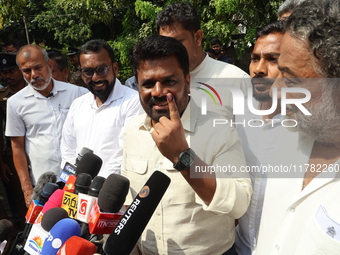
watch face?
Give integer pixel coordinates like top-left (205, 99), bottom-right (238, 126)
top-left (181, 151), bottom-right (192, 167)
top-left (174, 149), bottom-right (195, 171)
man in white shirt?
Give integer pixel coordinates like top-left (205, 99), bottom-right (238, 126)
top-left (61, 39), bottom-right (143, 178)
top-left (256, 1), bottom-right (340, 254)
top-left (6, 45), bottom-right (87, 205)
top-left (156, 3), bottom-right (250, 119)
top-left (123, 34), bottom-right (251, 255)
top-left (235, 20), bottom-right (286, 255)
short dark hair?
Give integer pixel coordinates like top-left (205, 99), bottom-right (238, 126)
top-left (286, 0), bottom-right (340, 78)
top-left (3, 39), bottom-right (26, 51)
top-left (156, 3), bottom-right (200, 34)
top-left (51, 56), bottom-right (68, 71)
top-left (256, 20), bottom-right (286, 40)
top-left (131, 35), bottom-right (189, 80)
top-left (79, 39), bottom-right (116, 63)
top-left (210, 37), bottom-right (222, 46)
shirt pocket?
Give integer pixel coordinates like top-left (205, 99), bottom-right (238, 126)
top-left (124, 156), bottom-right (148, 199)
top-left (163, 160), bottom-right (196, 205)
top-left (293, 211), bottom-right (340, 255)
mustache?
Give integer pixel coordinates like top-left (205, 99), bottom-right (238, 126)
top-left (4, 78), bottom-right (14, 83)
top-left (30, 78), bottom-right (45, 85)
top-left (148, 96), bottom-right (167, 106)
top-left (251, 77), bottom-right (275, 85)
top-left (88, 80), bottom-right (108, 87)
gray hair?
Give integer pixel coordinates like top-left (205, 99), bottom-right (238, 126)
top-left (286, 0), bottom-right (340, 78)
top-left (278, 0), bottom-right (306, 19)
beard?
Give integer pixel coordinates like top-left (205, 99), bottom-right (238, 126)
top-left (251, 77), bottom-right (274, 102)
top-left (286, 83), bottom-right (340, 144)
top-left (87, 78), bottom-right (115, 100)
top-left (26, 72), bottom-right (52, 91)
top-left (143, 96), bottom-right (169, 123)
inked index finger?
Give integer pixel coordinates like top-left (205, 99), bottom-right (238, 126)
top-left (166, 93), bottom-right (180, 122)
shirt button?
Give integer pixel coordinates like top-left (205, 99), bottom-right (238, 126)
top-left (156, 212), bottom-right (160, 216)
top-left (157, 235), bottom-right (161, 240)
top-left (290, 207), bottom-right (295, 212)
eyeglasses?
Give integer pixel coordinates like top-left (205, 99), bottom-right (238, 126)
top-left (80, 64), bottom-right (111, 78)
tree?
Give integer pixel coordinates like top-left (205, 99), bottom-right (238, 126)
top-left (0, 0), bottom-right (283, 80)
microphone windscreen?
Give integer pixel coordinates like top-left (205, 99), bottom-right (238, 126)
top-left (0, 219), bottom-right (13, 242)
top-left (31, 172), bottom-right (57, 201)
top-left (88, 176), bottom-right (106, 197)
top-left (56, 236), bottom-right (97, 255)
top-left (41, 207), bottom-right (69, 232)
top-left (39, 182), bottom-right (59, 205)
top-left (98, 174), bottom-right (130, 213)
top-left (41, 218), bottom-right (81, 255)
top-left (41, 189), bottom-right (64, 214)
top-left (104, 171), bottom-right (170, 255)
top-left (74, 173), bottom-right (92, 194)
top-left (75, 153), bottom-right (102, 178)
top-left (76, 147), bottom-right (93, 165)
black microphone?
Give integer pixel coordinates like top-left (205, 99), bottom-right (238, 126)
top-left (75, 147), bottom-right (93, 165)
top-left (88, 176), bottom-right (106, 198)
top-left (98, 174), bottom-right (130, 213)
top-left (75, 153), bottom-right (102, 179)
top-left (39, 182), bottom-right (59, 205)
top-left (41, 207), bottom-right (69, 232)
top-left (46, 92), bottom-right (53, 98)
top-left (74, 173), bottom-right (92, 195)
top-left (104, 171), bottom-right (171, 255)
top-left (87, 174), bottom-right (130, 235)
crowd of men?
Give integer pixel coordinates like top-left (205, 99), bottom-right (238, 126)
top-left (0, 0), bottom-right (339, 254)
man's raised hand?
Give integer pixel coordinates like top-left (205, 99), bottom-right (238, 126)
top-left (151, 93), bottom-right (189, 164)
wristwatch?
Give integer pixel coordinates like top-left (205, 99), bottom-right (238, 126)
top-left (173, 148), bottom-right (196, 171)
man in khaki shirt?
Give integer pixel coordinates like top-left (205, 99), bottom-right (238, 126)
top-left (122, 35), bottom-right (251, 255)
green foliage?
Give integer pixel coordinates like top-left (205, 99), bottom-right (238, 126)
top-left (0, 0), bottom-right (284, 77)
top-left (0, 0), bottom-right (27, 27)
top-left (108, 35), bottom-right (138, 81)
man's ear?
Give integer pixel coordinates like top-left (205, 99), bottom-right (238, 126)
top-left (185, 73), bottom-right (191, 95)
top-left (194, 30), bottom-right (204, 47)
top-left (112, 62), bottom-right (119, 76)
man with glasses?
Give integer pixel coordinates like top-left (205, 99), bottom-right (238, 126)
top-left (61, 39), bottom-right (143, 178)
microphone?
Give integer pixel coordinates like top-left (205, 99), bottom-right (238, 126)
top-left (88, 174), bottom-right (130, 235)
top-left (62, 173), bottom-right (92, 219)
top-left (88, 176), bottom-right (106, 197)
top-left (59, 162), bottom-right (77, 183)
top-left (74, 173), bottom-right (92, 195)
top-left (75, 147), bottom-right (93, 165)
top-left (41, 208), bottom-right (69, 232)
top-left (39, 182), bottom-right (59, 205)
top-left (0, 219), bottom-right (13, 253)
top-left (77, 176), bottom-right (105, 223)
top-left (24, 207), bottom-right (69, 255)
top-left (59, 152), bottom-right (102, 184)
top-left (31, 172), bottom-right (57, 201)
top-left (56, 236), bottom-right (97, 255)
top-left (26, 182), bottom-right (58, 224)
top-left (46, 92), bottom-right (54, 98)
top-left (34, 189), bottom-right (65, 225)
top-left (75, 153), bottom-right (102, 178)
top-left (104, 171), bottom-right (171, 255)
top-left (98, 174), bottom-right (130, 213)
top-left (41, 218), bottom-right (81, 255)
